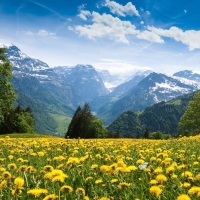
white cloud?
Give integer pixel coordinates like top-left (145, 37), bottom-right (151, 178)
top-left (24, 29), bottom-right (56, 37)
top-left (74, 11), bottom-right (139, 44)
top-left (146, 11), bottom-right (150, 15)
top-left (94, 59), bottom-right (153, 79)
top-left (147, 26), bottom-right (200, 50)
top-left (105, 0), bottom-right (140, 17)
top-left (78, 3), bottom-right (87, 11)
top-left (24, 31), bottom-right (34, 36)
top-left (137, 30), bottom-right (164, 43)
top-left (140, 21), bottom-right (144, 25)
top-left (37, 29), bottom-right (49, 36)
top-left (78, 10), bottom-right (91, 20)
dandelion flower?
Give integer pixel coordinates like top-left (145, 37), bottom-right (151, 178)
top-left (0, 180), bottom-right (7, 190)
top-left (1, 171), bottom-right (11, 179)
top-left (8, 163), bottom-right (17, 170)
top-left (110, 179), bottom-right (118, 183)
top-left (149, 186), bottom-right (162, 198)
top-left (14, 177), bottom-right (24, 189)
top-left (43, 194), bottom-right (58, 200)
top-left (156, 174), bottom-right (167, 184)
top-left (95, 179), bottom-right (103, 184)
top-left (60, 185), bottom-right (73, 193)
top-left (177, 194), bottom-right (191, 200)
top-left (27, 188), bottom-right (48, 197)
top-left (76, 188), bottom-right (85, 196)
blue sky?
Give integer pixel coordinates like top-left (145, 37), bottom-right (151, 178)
top-left (1, 0), bottom-right (200, 76)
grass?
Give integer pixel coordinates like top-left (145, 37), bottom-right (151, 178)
top-left (49, 113), bottom-right (71, 136)
top-left (0, 133), bottom-right (56, 138)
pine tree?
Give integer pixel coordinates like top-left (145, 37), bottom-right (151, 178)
top-left (80, 103), bottom-right (92, 138)
top-left (65, 106), bottom-right (81, 138)
top-left (144, 128), bottom-right (149, 139)
top-left (65, 103), bottom-right (106, 139)
top-left (0, 48), bottom-right (17, 122)
top-left (179, 91), bottom-right (200, 136)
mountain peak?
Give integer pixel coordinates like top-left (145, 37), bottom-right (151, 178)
top-left (173, 70), bottom-right (200, 82)
top-left (3, 44), bottom-right (50, 73)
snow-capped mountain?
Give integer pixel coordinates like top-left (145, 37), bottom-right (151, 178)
top-left (4, 44), bottom-right (109, 108)
top-left (111, 70), bottom-right (154, 96)
top-left (96, 69), bottom-right (121, 91)
top-left (97, 72), bottom-right (200, 125)
top-left (173, 70), bottom-right (200, 82)
top-left (3, 43), bottom-right (200, 127)
top-left (54, 65), bottom-right (109, 100)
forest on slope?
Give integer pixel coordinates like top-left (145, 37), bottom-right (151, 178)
top-left (107, 92), bottom-right (195, 137)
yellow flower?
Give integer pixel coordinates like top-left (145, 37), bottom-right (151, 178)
top-left (37, 151), bottom-right (45, 157)
top-left (0, 180), bottom-right (7, 190)
top-left (95, 179), bottom-right (103, 184)
top-left (149, 186), bottom-right (162, 198)
top-left (85, 176), bottom-right (93, 181)
top-left (27, 188), bottom-right (48, 197)
top-left (181, 182), bottom-right (191, 188)
top-left (181, 171), bottom-right (193, 178)
top-left (8, 155), bottom-right (13, 160)
top-left (18, 165), bottom-right (27, 172)
top-left (17, 158), bottom-right (24, 163)
top-left (177, 194), bottom-right (191, 200)
top-left (117, 159), bottom-right (126, 168)
top-left (84, 196), bottom-right (90, 200)
top-left (91, 164), bottom-right (98, 169)
top-left (117, 182), bottom-right (132, 190)
top-left (43, 165), bottom-right (54, 172)
top-left (156, 174), bottom-right (167, 184)
top-left (154, 167), bottom-right (163, 174)
top-left (127, 165), bottom-right (137, 171)
top-left (166, 166), bottom-right (174, 175)
top-left (12, 189), bottom-right (22, 196)
top-left (8, 163), bottom-right (17, 170)
top-left (43, 194), bottom-right (58, 200)
top-left (1, 171), bottom-right (11, 179)
top-left (110, 179), bottom-right (118, 183)
top-left (76, 188), bottom-right (85, 196)
top-left (136, 159), bottom-right (144, 165)
top-left (60, 185), bottom-right (73, 193)
top-left (52, 175), bottom-right (67, 183)
top-left (100, 165), bottom-right (110, 172)
top-left (14, 177), bottom-right (24, 189)
top-left (196, 173), bottom-right (200, 180)
top-left (149, 179), bottom-right (158, 185)
top-left (188, 186), bottom-right (200, 194)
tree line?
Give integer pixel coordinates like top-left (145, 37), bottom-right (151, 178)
top-left (0, 47), bottom-right (35, 134)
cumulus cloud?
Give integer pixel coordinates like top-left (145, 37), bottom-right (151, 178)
top-left (75, 11), bottom-right (139, 44)
top-left (72, 3), bottom-right (200, 50)
top-left (104, 0), bottom-right (140, 17)
top-left (137, 30), bottom-right (164, 43)
top-left (147, 26), bottom-right (200, 50)
top-left (78, 10), bottom-right (91, 20)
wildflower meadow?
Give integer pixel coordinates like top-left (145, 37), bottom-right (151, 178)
top-left (0, 135), bottom-right (200, 200)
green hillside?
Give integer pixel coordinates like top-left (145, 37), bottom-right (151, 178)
top-left (107, 92), bottom-right (195, 137)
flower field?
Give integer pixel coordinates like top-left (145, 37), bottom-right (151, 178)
top-left (1, 135), bottom-right (200, 200)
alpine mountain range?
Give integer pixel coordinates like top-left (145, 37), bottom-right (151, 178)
top-left (2, 44), bottom-right (200, 134)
